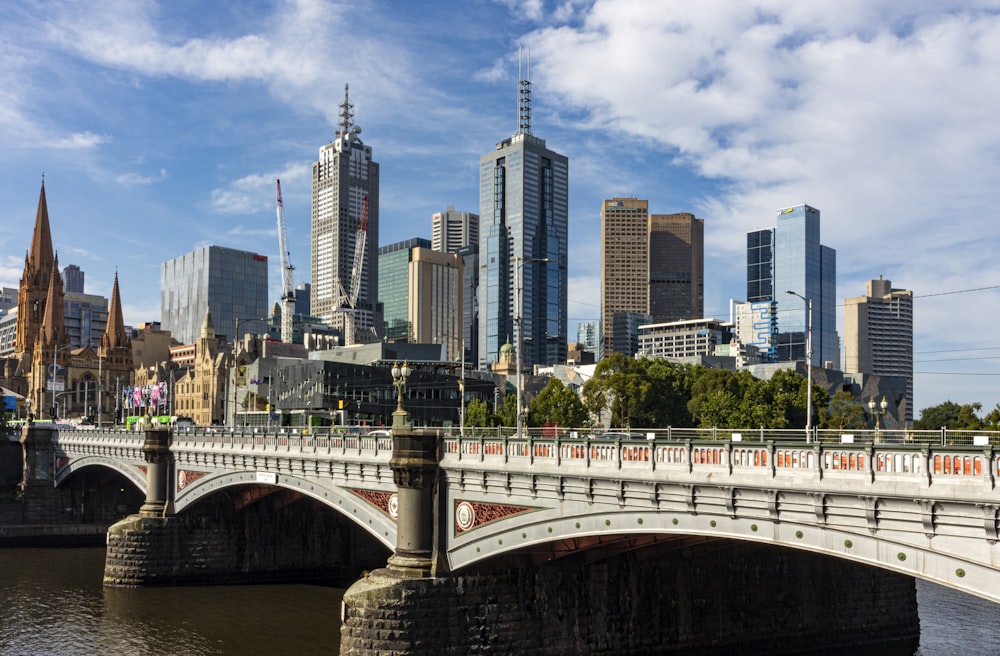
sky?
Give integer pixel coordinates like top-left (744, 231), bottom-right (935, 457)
top-left (2, 0), bottom-right (1000, 416)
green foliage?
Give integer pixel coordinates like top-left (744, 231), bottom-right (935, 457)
top-left (582, 354), bottom-right (698, 428)
top-left (915, 401), bottom-right (983, 430)
top-left (819, 390), bottom-right (868, 429)
top-left (495, 393), bottom-right (518, 429)
top-left (464, 398), bottom-right (495, 428)
top-left (527, 378), bottom-right (590, 428)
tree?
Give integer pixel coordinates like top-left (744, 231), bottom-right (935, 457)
top-left (464, 398), bottom-right (495, 428)
top-left (819, 390), bottom-right (868, 429)
top-left (495, 392), bottom-right (518, 429)
top-left (914, 401), bottom-right (983, 430)
top-left (528, 378), bottom-right (590, 428)
top-left (582, 353), bottom-right (652, 428)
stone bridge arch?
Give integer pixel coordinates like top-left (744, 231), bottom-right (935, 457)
top-left (174, 470), bottom-right (396, 550)
top-left (446, 502), bottom-right (1000, 604)
top-left (54, 455), bottom-right (146, 494)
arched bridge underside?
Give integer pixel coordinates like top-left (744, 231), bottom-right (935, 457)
top-left (48, 429), bottom-right (1000, 603)
top-left (442, 436), bottom-right (1000, 604)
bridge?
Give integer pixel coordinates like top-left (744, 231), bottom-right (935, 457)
top-left (29, 422), bottom-right (1000, 604)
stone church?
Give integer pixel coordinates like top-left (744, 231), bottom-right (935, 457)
top-left (1, 183), bottom-right (134, 422)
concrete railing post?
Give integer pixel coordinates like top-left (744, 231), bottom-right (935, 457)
top-left (139, 423), bottom-right (173, 518)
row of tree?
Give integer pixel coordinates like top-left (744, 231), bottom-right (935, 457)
top-left (465, 353), bottom-right (994, 430)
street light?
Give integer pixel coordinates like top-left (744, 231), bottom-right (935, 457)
top-left (868, 395), bottom-right (888, 442)
top-left (515, 256), bottom-right (551, 439)
top-left (391, 361), bottom-right (412, 429)
top-left (785, 290), bottom-right (813, 441)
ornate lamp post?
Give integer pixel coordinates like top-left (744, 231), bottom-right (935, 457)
top-left (391, 361), bottom-right (412, 430)
top-left (869, 395), bottom-right (888, 442)
top-left (785, 290), bottom-right (813, 442)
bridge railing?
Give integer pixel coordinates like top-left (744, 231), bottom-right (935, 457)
top-left (441, 432), bottom-right (1000, 489)
top-left (453, 426), bottom-right (1000, 447)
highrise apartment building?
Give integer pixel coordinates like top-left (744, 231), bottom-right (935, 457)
top-left (311, 84), bottom-right (381, 342)
top-left (478, 75), bottom-right (568, 371)
top-left (160, 245), bottom-right (268, 345)
top-left (844, 276), bottom-right (914, 424)
top-left (62, 264), bottom-right (84, 293)
top-left (601, 199), bottom-right (704, 358)
top-left (747, 204), bottom-right (838, 368)
top-left (432, 207), bottom-right (479, 253)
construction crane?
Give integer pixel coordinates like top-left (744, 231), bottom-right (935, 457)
top-left (348, 196), bottom-right (369, 310)
top-left (275, 179), bottom-right (295, 343)
top-left (335, 196), bottom-right (369, 347)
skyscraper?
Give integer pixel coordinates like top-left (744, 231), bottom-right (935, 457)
top-left (649, 212), bottom-right (704, 323)
top-left (311, 84), bottom-right (381, 342)
top-left (160, 245), bottom-right (268, 345)
top-left (747, 204), bottom-right (838, 368)
top-left (432, 207), bottom-right (479, 253)
top-left (61, 264), bottom-right (84, 294)
top-left (478, 71), bottom-right (568, 371)
top-left (844, 276), bottom-right (914, 424)
top-left (600, 199), bottom-right (704, 358)
top-left (378, 239), bottom-right (463, 360)
top-left (600, 198), bottom-right (648, 358)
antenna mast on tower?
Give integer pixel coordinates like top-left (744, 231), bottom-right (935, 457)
top-left (518, 47), bottom-right (532, 135)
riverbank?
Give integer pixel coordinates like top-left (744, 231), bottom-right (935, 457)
top-left (0, 522), bottom-right (108, 547)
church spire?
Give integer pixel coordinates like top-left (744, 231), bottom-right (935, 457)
top-left (28, 180), bottom-right (54, 278)
top-left (15, 181), bottom-right (57, 362)
top-left (100, 271), bottom-right (130, 352)
top-left (39, 253), bottom-right (66, 347)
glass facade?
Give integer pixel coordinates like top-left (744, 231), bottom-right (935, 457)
top-left (749, 204), bottom-right (838, 368)
top-left (63, 292), bottom-right (108, 349)
top-left (377, 238), bottom-right (430, 342)
top-left (160, 245), bottom-right (269, 345)
top-left (478, 133), bottom-right (568, 371)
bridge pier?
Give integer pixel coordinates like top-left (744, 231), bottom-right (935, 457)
top-left (19, 423), bottom-right (60, 523)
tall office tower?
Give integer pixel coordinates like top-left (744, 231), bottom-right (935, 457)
top-left (844, 276), bottom-right (914, 424)
top-left (746, 204), bottom-right (838, 368)
top-left (432, 207), bottom-right (479, 253)
top-left (61, 264), bottom-right (84, 293)
top-left (63, 291), bottom-right (108, 348)
top-left (456, 244), bottom-right (479, 365)
top-left (160, 245), bottom-right (268, 345)
top-left (377, 239), bottom-right (463, 360)
top-left (649, 212), bottom-right (704, 323)
top-left (478, 69), bottom-right (568, 371)
top-left (600, 198), bottom-right (649, 358)
top-left (311, 84), bottom-right (381, 341)
top-left (379, 238), bottom-right (431, 342)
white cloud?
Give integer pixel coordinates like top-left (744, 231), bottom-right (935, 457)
top-left (46, 131), bottom-right (110, 149)
top-left (116, 168), bottom-right (167, 187)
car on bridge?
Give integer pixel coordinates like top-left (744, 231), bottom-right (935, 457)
top-left (596, 431), bottom-right (647, 441)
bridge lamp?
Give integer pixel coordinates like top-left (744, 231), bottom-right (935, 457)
top-left (785, 290), bottom-right (813, 442)
top-left (391, 361), bottom-right (412, 429)
top-left (868, 395), bottom-right (888, 441)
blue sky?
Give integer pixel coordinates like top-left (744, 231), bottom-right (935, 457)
top-left (3, 0), bottom-right (1000, 415)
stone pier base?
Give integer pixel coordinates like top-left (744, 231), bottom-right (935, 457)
top-left (104, 495), bottom-right (389, 587)
top-left (340, 544), bottom-right (919, 656)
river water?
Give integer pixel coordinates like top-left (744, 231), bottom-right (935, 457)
top-left (0, 548), bottom-right (997, 655)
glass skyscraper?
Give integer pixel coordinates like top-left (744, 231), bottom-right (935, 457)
top-left (747, 204), bottom-right (838, 368)
top-left (160, 245), bottom-right (268, 345)
top-left (477, 76), bottom-right (568, 371)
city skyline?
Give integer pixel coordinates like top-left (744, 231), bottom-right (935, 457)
top-left (2, 1), bottom-right (1000, 413)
